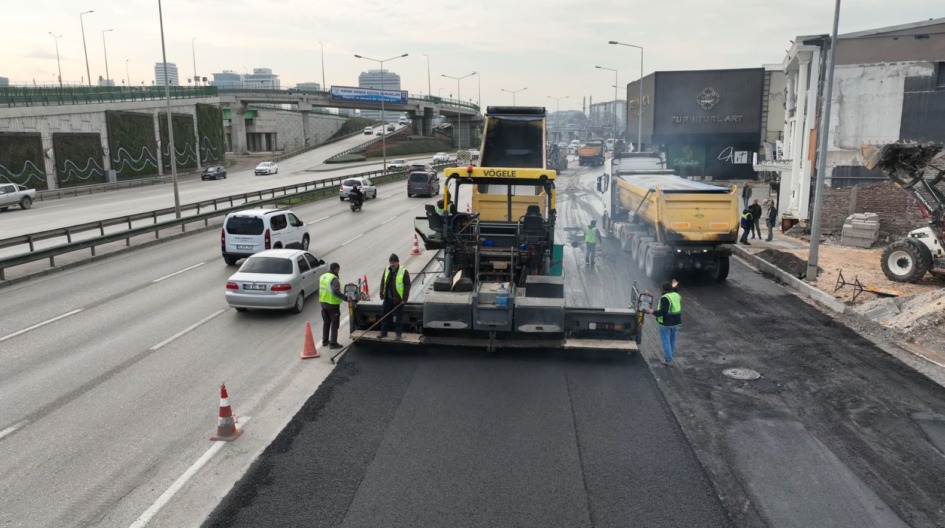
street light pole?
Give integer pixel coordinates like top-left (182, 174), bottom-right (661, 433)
top-left (594, 66), bottom-right (618, 140)
top-left (125, 59), bottom-right (130, 87)
top-left (318, 41), bottom-right (326, 91)
top-left (79, 10), bottom-right (94, 87)
top-left (191, 37), bottom-right (197, 86)
top-left (102, 29), bottom-right (113, 86)
top-left (157, 0), bottom-right (181, 218)
top-left (422, 54), bottom-right (432, 100)
top-left (609, 41), bottom-right (644, 151)
top-left (500, 87), bottom-right (527, 106)
top-left (442, 72), bottom-right (477, 148)
top-left (548, 95), bottom-right (569, 142)
top-left (355, 53), bottom-right (409, 172)
top-left (807, 0), bottom-right (842, 281)
top-left (49, 32), bottom-right (63, 89)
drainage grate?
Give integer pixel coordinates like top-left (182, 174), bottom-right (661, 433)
top-left (723, 368), bottom-right (761, 380)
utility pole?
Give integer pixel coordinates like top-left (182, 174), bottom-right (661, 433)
top-left (102, 29), bottom-right (113, 86)
top-left (79, 10), bottom-right (94, 87)
top-left (157, 0), bottom-right (181, 218)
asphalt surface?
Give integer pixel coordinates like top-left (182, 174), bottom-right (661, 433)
top-left (206, 160), bottom-right (945, 528)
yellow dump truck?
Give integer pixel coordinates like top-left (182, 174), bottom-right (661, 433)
top-left (598, 169), bottom-right (739, 282)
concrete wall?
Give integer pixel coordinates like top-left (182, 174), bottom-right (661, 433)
top-left (819, 181), bottom-right (926, 241)
top-left (764, 69), bottom-right (787, 144)
top-left (836, 22), bottom-right (945, 65)
top-left (234, 108), bottom-right (346, 152)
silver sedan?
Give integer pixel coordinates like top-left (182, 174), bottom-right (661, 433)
top-left (225, 249), bottom-right (327, 313)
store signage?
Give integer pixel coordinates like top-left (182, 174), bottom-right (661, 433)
top-left (696, 87), bottom-right (720, 110)
top-left (669, 86), bottom-right (742, 125)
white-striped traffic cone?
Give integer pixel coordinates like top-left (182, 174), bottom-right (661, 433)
top-left (210, 383), bottom-right (243, 441)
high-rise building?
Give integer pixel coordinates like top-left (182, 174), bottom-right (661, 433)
top-left (155, 62), bottom-right (179, 86)
top-left (295, 82), bottom-right (321, 92)
top-left (244, 68), bottom-right (280, 90)
top-left (358, 69), bottom-right (401, 119)
top-left (210, 70), bottom-right (243, 89)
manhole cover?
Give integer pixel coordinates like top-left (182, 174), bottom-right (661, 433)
top-left (723, 368), bottom-right (761, 380)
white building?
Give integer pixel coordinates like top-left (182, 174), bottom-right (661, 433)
top-left (295, 82), bottom-right (321, 92)
top-left (359, 69), bottom-right (401, 120)
top-left (154, 62), bottom-right (179, 86)
top-left (210, 70), bottom-right (243, 89)
top-left (244, 68), bottom-right (280, 90)
top-left (771, 17), bottom-right (945, 222)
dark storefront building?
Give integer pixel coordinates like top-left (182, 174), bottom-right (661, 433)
top-left (627, 68), bottom-right (765, 180)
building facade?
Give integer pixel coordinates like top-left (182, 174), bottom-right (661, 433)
top-left (210, 71), bottom-right (243, 89)
top-left (243, 68), bottom-right (280, 90)
top-left (588, 100), bottom-right (626, 140)
top-left (772, 17), bottom-right (945, 222)
top-left (295, 82), bottom-right (322, 92)
top-left (154, 62), bottom-right (179, 86)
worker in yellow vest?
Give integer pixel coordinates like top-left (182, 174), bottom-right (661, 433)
top-left (584, 219), bottom-right (600, 266)
top-left (378, 253), bottom-right (411, 340)
top-left (645, 279), bottom-right (682, 364)
top-left (319, 262), bottom-right (345, 349)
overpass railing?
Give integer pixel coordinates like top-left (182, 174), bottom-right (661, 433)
top-left (217, 88), bottom-right (479, 113)
top-left (1, 86), bottom-right (219, 108)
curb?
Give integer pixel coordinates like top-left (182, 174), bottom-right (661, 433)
top-left (731, 244), bottom-right (848, 314)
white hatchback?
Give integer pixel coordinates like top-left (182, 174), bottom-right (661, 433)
top-left (221, 208), bottom-right (310, 265)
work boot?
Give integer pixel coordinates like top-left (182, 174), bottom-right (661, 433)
top-left (395, 334), bottom-right (403, 341)
top-left (377, 332), bottom-right (388, 339)
top-left (322, 340), bottom-right (329, 346)
top-left (329, 343), bottom-right (343, 350)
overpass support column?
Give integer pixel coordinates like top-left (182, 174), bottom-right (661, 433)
top-left (422, 108), bottom-right (434, 137)
top-left (231, 104), bottom-right (249, 155)
top-left (301, 111), bottom-right (312, 146)
top-left (193, 108), bottom-right (203, 170)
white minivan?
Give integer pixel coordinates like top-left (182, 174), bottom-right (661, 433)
top-left (221, 208), bottom-right (310, 265)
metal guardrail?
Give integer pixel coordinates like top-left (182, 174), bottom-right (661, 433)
top-left (0, 164), bottom-right (449, 281)
top-left (1, 86), bottom-right (219, 108)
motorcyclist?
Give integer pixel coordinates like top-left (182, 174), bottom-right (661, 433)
top-left (349, 185), bottom-right (364, 209)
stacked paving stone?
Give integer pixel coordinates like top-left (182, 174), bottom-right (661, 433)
top-left (841, 213), bottom-right (880, 248)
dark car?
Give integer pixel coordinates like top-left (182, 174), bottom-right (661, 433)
top-left (202, 166), bottom-right (227, 180)
top-left (407, 171), bottom-right (439, 197)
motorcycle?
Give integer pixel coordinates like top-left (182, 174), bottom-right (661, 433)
top-left (349, 191), bottom-right (364, 212)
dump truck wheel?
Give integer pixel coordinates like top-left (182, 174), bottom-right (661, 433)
top-left (636, 239), bottom-right (653, 269)
top-left (881, 239), bottom-right (932, 282)
top-left (711, 256), bottom-right (730, 283)
top-left (644, 248), bottom-right (668, 281)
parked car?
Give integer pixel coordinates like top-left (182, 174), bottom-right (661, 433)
top-left (363, 126), bottom-right (373, 135)
top-left (254, 161), bottom-right (278, 175)
top-left (202, 166), bottom-right (227, 180)
top-left (221, 208), bottom-right (309, 266)
top-left (407, 171), bottom-right (440, 198)
top-left (387, 159), bottom-right (409, 171)
top-left (339, 177), bottom-right (378, 201)
top-left (407, 162), bottom-right (436, 174)
top-left (225, 249), bottom-right (327, 313)
top-left (0, 183), bottom-right (35, 211)
top-left (432, 152), bottom-right (450, 163)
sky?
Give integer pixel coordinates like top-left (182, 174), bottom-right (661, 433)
top-left (4, 0), bottom-right (942, 111)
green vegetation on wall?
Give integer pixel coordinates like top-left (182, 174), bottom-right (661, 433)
top-left (52, 133), bottom-right (105, 187)
top-left (158, 113), bottom-right (197, 171)
top-left (196, 104), bottom-right (225, 164)
top-left (0, 132), bottom-right (46, 189)
top-left (105, 111), bottom-right (159, 179)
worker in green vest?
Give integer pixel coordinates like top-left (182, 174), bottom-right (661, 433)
top-left (378, 253), bottom-right (411, 340)
top-left (319, 262), bottom-right (345, 349)
top-left (645, 279), bottom-right (682, 364)
top-left (584, 219), bottom-right (600, 266)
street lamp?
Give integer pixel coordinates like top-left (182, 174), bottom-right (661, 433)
top-left (79, 10), bottom-right (94, 87)
top-left (191, 37), bottom-right (197, 86)
top-left (422, 54), bottom-right (432, 100)
top-left (500, 87), bottom-right (527, 105)
top-left (157, 0), bottom-right (181, 218)
top-left (548, 95), bottom-right (569, 142)
top-left (355, 52), bottom-right (409, 172)
top-left (595, 66), bottom-right (618, 140)
top-left (442, 72), bottom-right (477, 148)
top-left (318, 41), bottom-right (326, 91)
top-left (49, 32), bottom-right (63, 89)
top-left (609, 41), bottom-right (644, 151)
top-left (102, 29), bottom-right (113, 86)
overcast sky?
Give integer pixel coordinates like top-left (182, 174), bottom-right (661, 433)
top-left (4, 1), bottom-right (942, 110)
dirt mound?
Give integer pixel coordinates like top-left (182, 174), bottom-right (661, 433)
top-left (756, 249), bottom-right (819, 278)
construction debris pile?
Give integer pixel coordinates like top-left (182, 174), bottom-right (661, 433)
top-left (853, 289), bottom-right (945, 352)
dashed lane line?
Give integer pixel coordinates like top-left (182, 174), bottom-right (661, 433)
top-left (152, 262), bottom-right (206, 283)
top-left (0, 309), bottom-right (84, 343)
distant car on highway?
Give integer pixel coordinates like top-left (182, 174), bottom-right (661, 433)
top-left (363, 126), bottom-right (373, 135)
top-left (387, 159), bottom-right (409, 171)
top-left (254, 161), bottom-right (278, 175)
top-left (224, 249), bottom-right (327, 313)
top-left (339, 177), bottom-right (377, 201)
top-left (432, 152), bottom-right (450, 163)
top-left (408, 162), bottom-right (436, 174)
top-left (398, 117), bottom-right (408, 125)
top-left (201, 166), bottom-right (227, 180)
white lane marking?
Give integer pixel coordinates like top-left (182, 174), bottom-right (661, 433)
top-left (380, 216), bottom-right (397, 226)
top-left (0, 309), bottom-right (83, 343)
top-left (127, 417), bottom-right (252, 528)
top-left (0, 420), bottom-right (29, 441)
top-left (149, 310), bottom-right (226, 351)
top-left (341, 233), bottom-right (364, 246)
top-left (307, 215), bottom-right (330, 225)
top-left (152, 262), bottom-right (206, 283)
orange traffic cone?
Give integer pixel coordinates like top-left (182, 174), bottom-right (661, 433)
top-left (210, 383), bottom-right (242, 442)
top-left (300, 321), bottom-right (320, 359)
top-left (361, 275), bottom-right (370, 299)
top-left (411, 233), bottom-right (422, 255)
